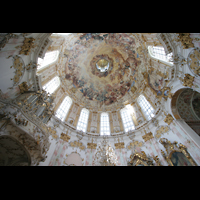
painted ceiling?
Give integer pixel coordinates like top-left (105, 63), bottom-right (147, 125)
top-left (58, 33), bottom-right (148, 110)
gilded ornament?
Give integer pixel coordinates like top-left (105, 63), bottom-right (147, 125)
top-left (10, 56), bottom-right (25, 85)
top-left (177, 33), bottom-right (194, 49)
top-left (182, 73), bottom-right (195, 88)
top-left (0, 33), bottom-right (19, 51)
top-left (18, 82), bottom-right (30, 94)
top-left (60, 132), bottom-right (71, 142)
top-left (187, 48), bottom-right (200, 76)
top-left (142, 132), bottom-right (154, 142)
top-left (18, 37), bottom-right (36, 55)
top-left (70, 140), bottom-right (85, 150)
top-left (128, 150), bottom-right (154, 166)
top-left (164, 113), bottom-right (174, 125)
top-left (155, 126), bottom-right (169, 138)
top-left (87, 138), bottom-right (97, 149)
top-left (114, 142), bottom-right (125, 149)
top-left (159, 138), bottom-right (197, 166)
top-left (87, 142), bottom-right (97, 149)
top-left (152, 155), bottom-right (162, 166)
top-left (127, 140), bottom-right (143, 150)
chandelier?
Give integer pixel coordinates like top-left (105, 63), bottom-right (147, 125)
top-left (92, 136), bottom-right (118, 166)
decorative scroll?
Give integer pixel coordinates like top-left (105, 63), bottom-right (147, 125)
top-left (179, 73), bottom-right (195, 88)
top-left (69, 140), bottom-right (85, 151)
top-left (17, 37), bottom-right (36, 55)
top-left (159, 138), bottom-right (197, 166)
top-left (10, 56), bottom-right (25, 85)
top-left (164, 113), bottom-right (174, 125)
top-left (142, 131), bottom-right (154, 142)
top-left (60, 132), bottom-right (71, 142)
top-left (128, 151), bottom-right (153, 166)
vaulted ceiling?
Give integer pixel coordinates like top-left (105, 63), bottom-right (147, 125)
top-left (54, 33), bottom-right (150, 112)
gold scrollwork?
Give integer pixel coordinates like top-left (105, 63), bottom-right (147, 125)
top-left (127, 140), bottom-right (143, 150)
top-left (142, 132), bottom-right (154, 142)
top-left (60, 132), bottom-right (71, 142)
top-left (159, 138), bottom-right (197, 166)
top-left (10, 56), bottom-right (25, 85)
top-left (179, 73), bottom-right (195, 88)
top-left (87, 142), bottom-right (97, 149)
top-left (176, 33), bottom-right (194, 49)
top-left (16, 37), bottom-right (36, 55)
top-left (128, 151), bottom-right (154, 166)
top-left (164, 113), bottom-right (174, 126)
top-left (188, 48), bottom-right (200, 76)
top-left (48, 127), bottom-right (58, 139)
top-left (114, 142), bottom-right (125, 149)
top-left (87, 138), bottom-right (97, 149)
top-left (18, 82), bottom-right (30, 94)
top-left (70, 140), bottom-right (85, 151)
top-left (155, 126), bottom-right (170, 138)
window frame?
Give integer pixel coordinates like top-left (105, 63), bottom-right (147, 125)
top-left (55, 96), bottom-right (72, 122)
top-left (42, 76), bottom-right (61, 94)
top-left (137, 95), bottom-right (155, 121)
top-left (37, 50), bottom-right (59, 72)
top-left (120, 106), bottom-right (135, 133)
top-left (148, 46), bottom-right (173, 66)
top-left (100, 112), bottom-right (111, 136)
top-left (76, 108), bottom-right (89, 133)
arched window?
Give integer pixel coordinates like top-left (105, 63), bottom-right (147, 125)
top-left (137, 95), bottom-right (155, 121)
top-left (77, 108), bottom-right (89, 133)
top-left (37, 50), bottom-right (59, 71)
top-left (100, 112), bottom-right (110, 136)
top-left (148, 46), bottom-right (173, 64)
top-left (42, 76), bottom-right (60, 94)
top-left (120, 105), bottom-right (135, 133)
top-left (55, 96), bottom-right (72, 121)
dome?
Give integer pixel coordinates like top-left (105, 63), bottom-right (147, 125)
top-left (59, 33), bottom-right (146, 110)
top-left (1, 33), bottom-right (200, 166)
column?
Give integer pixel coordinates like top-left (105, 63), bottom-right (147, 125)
top-left (96, 113), bottom-right (100, 134)
top-left (131, 103), bottom-right (139, 126)
top-left (87, 112), bottom-right (92, 132)
top-left (136, 102), bottom-right (147, 121)
top-left (73, 105), bottom-right (82, 127)
top-left (53, 93), bottom-right (66, 112)
top-left (109, 112), bottom-right (114, 133)
top-left (117, 110), bottom-right (124, 132)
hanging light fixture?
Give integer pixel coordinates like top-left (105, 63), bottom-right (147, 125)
top-left (92, 136), bottom-right (118, 166)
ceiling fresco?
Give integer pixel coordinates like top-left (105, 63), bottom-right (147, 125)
top-left (61, 33), bottom-right (146, 108)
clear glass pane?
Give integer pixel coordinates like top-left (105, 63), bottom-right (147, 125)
top-left (100, 113), bottom-right (110, 136)
top-left (137, 95), bottom-right (155, 121)
top-left (43, 76), bottom-right (60, 94)
top-left (37, 50), bottom-right (59, 70)
top-left (55, 96), bottom-right (72, 121)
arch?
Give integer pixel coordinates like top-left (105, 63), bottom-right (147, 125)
top-left (42, 76), bottom-right (60, 94)
top-left (171, 88), bottom-right (200, 121)
top-left (171, 88), bottom-right (200, 144)
top-left (55, 96), bottom-right (72, 121)
top-left (37, 50), bottom-right (59, 71)
top-left (0, 135), bottom-right (31, 166)
top-left (77, 108), bottom-right (89, 133)
top-left (100, 112), bottom-right (110, 136)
